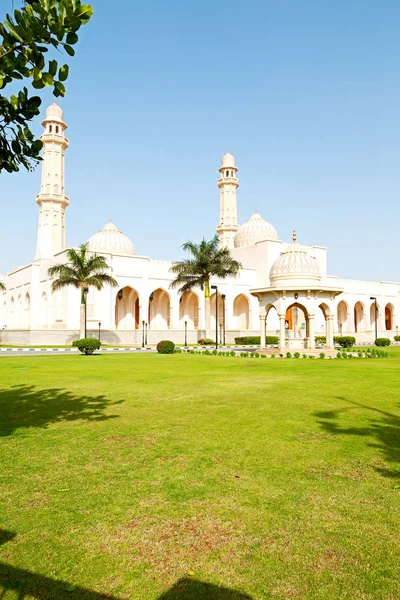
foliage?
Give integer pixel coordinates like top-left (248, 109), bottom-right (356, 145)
top-left (198, 338), bottom-right (214, 345)
top-left (302, 354), bottom-right (307, 359)
top-left (319, 353), bottom-right (326, 359)
top-left (156, 340), bottom-right (175, 354)
top-left (170, 235), bottom-right (241, 298)
top-left (286, 352), bottom-right (292, 359)
top-left (293, 352), bottom-right (300, 359)
top-left (0, 281), bottom-right (6, 292)
top-left (315, 336), bottom-right (326, 344)
top-left (75, 337), bottom-right (100, 355)
top-left (174, 347), bottom-right (182, 354)
top-left (48, 243), bottom-right (117, 301)
top-left (375, 338), bottom-right (391, 347)
top-left (394, 335), bottom-right (400, 342)
top-left (0, 0), bottom-right (93, 173)
top-left (234, 336), bottom-right (279, 345)
top-left (336, 336), bottom-right (356, 348)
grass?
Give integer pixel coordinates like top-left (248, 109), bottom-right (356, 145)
top-left (0, 349), bottom-right (399, 600)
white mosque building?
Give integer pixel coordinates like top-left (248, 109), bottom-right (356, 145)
top-left (0, 103), bottom-right (399, 348)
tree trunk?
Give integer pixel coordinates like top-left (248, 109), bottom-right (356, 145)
top-left (204, 280), bottom-right (211, 339)
top-left (80, 303), bottom-right (86, 339)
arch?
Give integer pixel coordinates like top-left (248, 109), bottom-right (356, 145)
top-left (385, 303), bottom-right (394, 331)
top-left (179, 291), bottom-right (199, 330)
top-left (40, 292), bottom-right (48, 328)
top-left (337, 300), bottom-right (349, 334)
top-left (265, 303), bottom-right (279, 332)
top-left (285, 302), bottom-right (309, 338)
top-left (369, 301), bottom-right (380, 330)
top-left (23, 292), bottom-right (30, 328)
top-left (233, 294), bottom-right (250, 330)
top-left (115, 287), bottom-right (140, 330)
top-left (354, 301), bottom-right (365, 333)
top-left (9, 297), bottom-right (15, 329)
top-left (149, 288), bottom-right (170, 330)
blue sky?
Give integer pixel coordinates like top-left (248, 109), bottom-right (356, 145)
top-left (1, 0), bottom-right (399, 280)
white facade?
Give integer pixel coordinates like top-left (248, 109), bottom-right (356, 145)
top-left (0, 104), bottom-right (399, 345)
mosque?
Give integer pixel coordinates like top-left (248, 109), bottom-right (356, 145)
top-left (0, 103), bottom-right (398, 348)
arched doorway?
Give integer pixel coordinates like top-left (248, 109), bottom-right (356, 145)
top-left (265, 303), bottom-right (279, 332)
top-left (337, 300), bottom-right (348, 334)
top-left (385, 304), bottom-right (394, 331)
top-left (149, 288), bottom-right (170, 330)
top-left (354, 301), bottom-right (365, 333)
top-left (23, 293), bottom-right (30, 328)
top-left (285, 302), bottom-right (308, 338)
top-left (233, 294), bottom-right (250, 330)
top-left (179, 291), bottom-right (199, 329)
top-left (115, 287), bottom-right (140, 330)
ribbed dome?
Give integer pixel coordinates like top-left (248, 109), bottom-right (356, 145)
top-left (88, 221), bottom-right (135, 256)
top-left (234, 212), bottom-right (279, 248)
top-left (270, 233), bottom-right (320, 285)
top-left (45, 102), bottom-right (64, 122)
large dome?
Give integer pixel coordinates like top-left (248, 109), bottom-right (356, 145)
top-left (234, 211), bottom-right (279, 248)
top-left (270, 232), bottom-right (320, 286)
top-left (88, 221), bottom-right (135, 256)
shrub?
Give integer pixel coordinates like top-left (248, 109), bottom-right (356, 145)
top-left (336, 336), bottom-right (356, 348)
top-left (375, 338), bottom-right (391, 347)
top-left (72, 339), bottom-right (79, 347)
top-left (75, 338), bottom-right (101, 355)
top-left (255, 352), bottom-right (260, 358)
top-left (309, 355), bottom-right (315, 359)
top-left (348, 353), bottom-right (353, 359)
top-left (212, 349), bottom-right (218, 356)
top-left (261, 354), bottom-right (266, 359)
top-left (319, 352), bottom-right (325, 359)
top-left (156, 340), bottom-right (175, 354)
top-left (230, 350), bottom-right (236, 357)
top-left (286, 352), bottom-right (292, 359)
top-left (336, 352), bottom-right (342, 359)
top-left (302, 354), bottom-right (307, 359)
top-left (315, 336), bottom-right (326, 345)
top-left (358, 351), bottom-right (363, 358)
top-left (234, 336), bottom-right (279, 346)
top-left (271, 354), bottom-right (276, 358)
top-left (394, 335), bottom-right (400, 342)
top-left (198, 338), bottom-right (214, 345)
top-left (294, 352), bottom-right (300, 359)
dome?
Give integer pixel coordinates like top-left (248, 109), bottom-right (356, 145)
top-left (234, 211), bottom-right (279, 248)
top-left (221, 152), bottom-right (236, 168)
top-left (269, 232), bottom-right (320, 285)
top-left (88, 221), bottom-right (135, 256)
top-left (45, 102), bottom-right (64, 122)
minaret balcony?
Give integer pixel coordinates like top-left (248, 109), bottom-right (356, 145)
top-left (217, 177), bottom-right (239, 187)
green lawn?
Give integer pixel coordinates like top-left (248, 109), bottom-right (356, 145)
top-left (0, 350), bottom-right (399, 600)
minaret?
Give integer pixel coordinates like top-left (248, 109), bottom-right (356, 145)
top-left (216, 152), bottom-right (239, 249)
top-left (35, 103), bottom-right (69, 260)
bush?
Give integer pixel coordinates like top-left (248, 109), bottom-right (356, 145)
top-left (174, 347), bottom-right (182, 353)
top-left (234, 336), bottom-right (279, 346)
top-left (261, 354), bottom-right (266, 359)
top-left (315, 336), bottom-right (326, 345)
top-left (336, 352), bottom-right (342, 359)
top-left (294, 352), bottom-right (300, 359)
top-left (286, 352), bottom-right (292, 359)
top-left (271, 354), bottom-right (275, 358)
top-left (336, 336), bottom-right (356, 348)
top-left (72, 340), bottom-right (79, 347)
top-left (198, 338), bottom-right (214, 345)
top-left (302, 354), bottom-right (307, 359)
top-left (75, 338), bottom-right (101, 355)
top-left (319, 352), bottom-right (325, 359)
top-left (156, 340), bottom-right (175, 354)
top-left (230, 350), bottom-right (236, 357)
top-left (394, 335), bottom-right (400, 342)
top-left (375, 338), bottom-right (391, 347)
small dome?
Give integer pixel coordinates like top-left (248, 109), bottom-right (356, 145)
top-left (88, 221), bottom-right (135, 256)
top-left (234, 212), bottom-right (279, 248)
top-left (45, 102), bottom-right (64, 122)
top-left (221, 152), bottom-right (236, 168)
top-left (270, 232), bottom-right (320, 285)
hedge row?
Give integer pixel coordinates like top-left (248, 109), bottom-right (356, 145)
top-left (234, 336), bottom-right (279, 345)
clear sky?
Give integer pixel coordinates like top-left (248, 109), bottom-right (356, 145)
top-left (1, 0), bottom-right (399, 281)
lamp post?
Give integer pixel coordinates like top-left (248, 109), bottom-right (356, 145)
top-left (221, 294), bottom-right (226, 346)
top-left (211, 285), bottom-right (218, 349)
top-left (370, 297), bottom-right (378, 343)
top-left (145, 322), bottom-right (148, 345)
top-left (142, 320), bottom-right (145, 348)
top-left (98, 321), bottom-right (101, 342)
top-left (184, 320), bottom-right (188, 347)
top-left (83, 287), bottom-right (89, 338)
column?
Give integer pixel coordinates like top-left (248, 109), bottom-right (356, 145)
top-left (279, 315), bottom-right (286, 353)
top-left (260, 316), bottom-right (266, 350)
top-left (308, 315), bottom-right (316, 349)
top-left (326, 315), bottom-right (334, 349)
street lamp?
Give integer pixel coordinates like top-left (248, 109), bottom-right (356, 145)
top-left (98, 321), bottom-right (101, 342)
top-left (145, 322), bottom-right (148, 345)
top-left (83, 287), bottom-right (89, 338)
top-left (370, 297), bottom-right (378, 343)
top-left (184, 320), bottom-right (188, 347)
top-left (211, 285), bottom-right (218, 349)
top-left (142, 320), bottom-right (145, 348)
top-left (221, 294), bottom-right (226, 346)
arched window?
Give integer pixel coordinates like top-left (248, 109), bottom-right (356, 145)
top-left (56, 126), bottom-right (59, 134)
top-left (49, 125), bottom-right (52, 133)
top-left (226, 170), bottom-right (229, 177)
top-left (233, 294), bottom-right (250, 330)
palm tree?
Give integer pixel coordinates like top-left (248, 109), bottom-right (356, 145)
top-left (48, 243), bottom-right (118, 338)
top-left (0, 282), bottom-right (5, 292)
top-left (170, 235), bottom-right (241, 338)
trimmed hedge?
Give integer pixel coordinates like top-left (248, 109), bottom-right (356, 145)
top-left (394, 335), bottom-right (400, 342)
top-left (198, 338), bottom-right (214, 345)
top-left (335, 336), bottom-right (356, 348)
top-left (75, 338), bottom-right (101, 355)
top-left (375, 338), bottom-right (391, 347)
top-left (234, 336), bottom-right (279, 345)
top-left (157, 340), bottom-right (175, 354)
top-left (315, 336), bottom-right (326, 344)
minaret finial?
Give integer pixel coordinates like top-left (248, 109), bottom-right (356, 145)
top-left (292, 229), bottom-right (297, 242)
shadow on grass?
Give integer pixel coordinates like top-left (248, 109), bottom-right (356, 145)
top-left (157, 577), bottom-right (253, 599)
top-left (314, 396), bottom-right (400, 480)
top-left (0, 385), bottom-right (123, 437)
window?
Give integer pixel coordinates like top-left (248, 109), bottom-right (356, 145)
top-left (226, 170), bottom-right (229, 177)
top-left (55, 126), bottom-right (59, 134)
top-left (49, 125), bottom-right (52, 133)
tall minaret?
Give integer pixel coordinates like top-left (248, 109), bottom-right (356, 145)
top-left (216, 152), bottom-right (239, 249)
top-left (35, 103), bottom-right (69, 260)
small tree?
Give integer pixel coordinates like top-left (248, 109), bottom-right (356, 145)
top-left (170, 235), bottom-right (241, 338)
top-left (48, 243), bottom-right (117, 338)
top-left (0, 0), bottom-right (93, 173)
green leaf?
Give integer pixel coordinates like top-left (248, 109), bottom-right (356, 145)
top-left (59, 64), bottom-right (69, 82)
top-left (42, 72), bottom-right (53, 86)
top-left (64, 44), bottom-right (75, 56)
top-left (66, 32), bottom-right (78, 45)
top-left (10, 95), bottom-right (18, 107)
top-left (32, 79), bottom-right (45, 89)
top-left (54, 81), bottom-right (66, 96)
top-left (49, 60), bottom-right (58, 76)
top-left (75, 4), bottom-right (93, 20)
